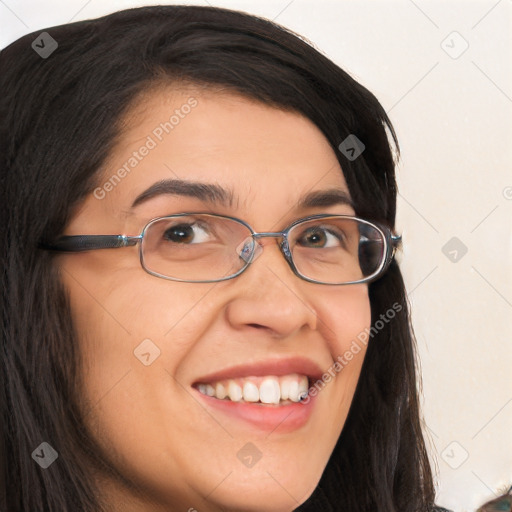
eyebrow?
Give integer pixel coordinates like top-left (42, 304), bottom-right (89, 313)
top-left (130, 178), bottom-right (354, 210)
top-left (131, 179), bottom-right (234, 208)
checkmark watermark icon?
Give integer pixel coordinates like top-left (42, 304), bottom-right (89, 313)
top-left (237, 442), bottom-right (263, 468)
top-left (441, 441), bottom-right (469, 469)
top-left (441, 31), bottom-right (469, 59)
top-left (338, 134), bottom-right (365, 161)
top-left (31, 442), bottom-right (59, 469)
top-left (31, 32), bottom-right (58, 59)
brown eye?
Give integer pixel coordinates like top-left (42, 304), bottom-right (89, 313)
top-left (297, 226), bottom-right (344, 248)
top-left (163, 222), bottom-right (210, 244)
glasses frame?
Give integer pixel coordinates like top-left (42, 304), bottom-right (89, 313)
top-left (40, 212), bottom-right (402, 285)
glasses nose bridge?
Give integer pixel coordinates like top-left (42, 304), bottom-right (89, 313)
top-left (251, 230), bottom-right (289, 250)
top-left (252, 230), bottom-right (286, 241)
top-left (248, 230), bottom-right (293, 262)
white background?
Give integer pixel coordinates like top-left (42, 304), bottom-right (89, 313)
top-left (2, 1), bottom-right (511, 510)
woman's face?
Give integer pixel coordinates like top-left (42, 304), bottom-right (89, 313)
top-left (60, 88), bottom-right (371, 512)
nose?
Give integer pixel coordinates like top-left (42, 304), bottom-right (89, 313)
top-left (225, 237), bottom-right (318, 337)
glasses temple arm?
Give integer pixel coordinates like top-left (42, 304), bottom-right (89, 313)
top-left (391, 233), bottom-right (402, 248)
top-left (40, 235), bottom-right (141, 252)
top-left (385, 233), bottom-right (402, 272)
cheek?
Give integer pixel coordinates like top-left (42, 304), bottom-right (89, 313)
top-left (318, 284), bottom-right (372, 353)
top-left (313, 284), bottom-right (371, 422)
top-left (62, 267), bottom-right (220, 476)
top-left (61, 261), bottom-right (215, 408)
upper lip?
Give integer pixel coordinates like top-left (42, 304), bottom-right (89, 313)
top-left (193, 356), bottom-right (325, 384)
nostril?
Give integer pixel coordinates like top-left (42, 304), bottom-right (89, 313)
top-left (247, 323), bottom-right (264, 329)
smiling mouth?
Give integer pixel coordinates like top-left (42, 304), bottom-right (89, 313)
top-left (193, 374), bottom-right (310, 405)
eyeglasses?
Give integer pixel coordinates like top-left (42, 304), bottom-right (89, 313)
top-left (41, 213), bottom-right (401, 285)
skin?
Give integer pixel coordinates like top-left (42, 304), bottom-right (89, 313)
top-left (59, 87), bottom-right (371, 512)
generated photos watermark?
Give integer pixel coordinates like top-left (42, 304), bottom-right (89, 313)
top-left (300, 302), bottom-right (403, 404)
top-left (93, 97), bottom-right (198, 200)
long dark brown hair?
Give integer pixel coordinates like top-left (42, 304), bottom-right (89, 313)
top-left (0, 5), bottom-right (435, 511)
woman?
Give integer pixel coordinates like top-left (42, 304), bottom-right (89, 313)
top-left (1, 5), bottom-right (445, 511)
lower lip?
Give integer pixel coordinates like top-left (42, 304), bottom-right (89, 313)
top-left (193, 389), bottom-right (317, 433)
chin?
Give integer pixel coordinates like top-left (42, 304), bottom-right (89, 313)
top-left (200, 467), bottom-right (320, 512)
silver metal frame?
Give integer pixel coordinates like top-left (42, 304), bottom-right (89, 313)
top-left (41, 212), bottom-right (401, 285)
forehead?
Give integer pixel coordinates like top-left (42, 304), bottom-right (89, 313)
top-left (95, 86), bottom-right (351, 223)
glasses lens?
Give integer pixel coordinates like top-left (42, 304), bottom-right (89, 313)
top-left (141, 214), bottom-right (251, 281)
top-left (289, 217), bottom-right (386, 284)
top-left (140, 214), bottom-right (387, 284)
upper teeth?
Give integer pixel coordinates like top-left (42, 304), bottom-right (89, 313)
top-left (197, 374), bottom-right (309, 404)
